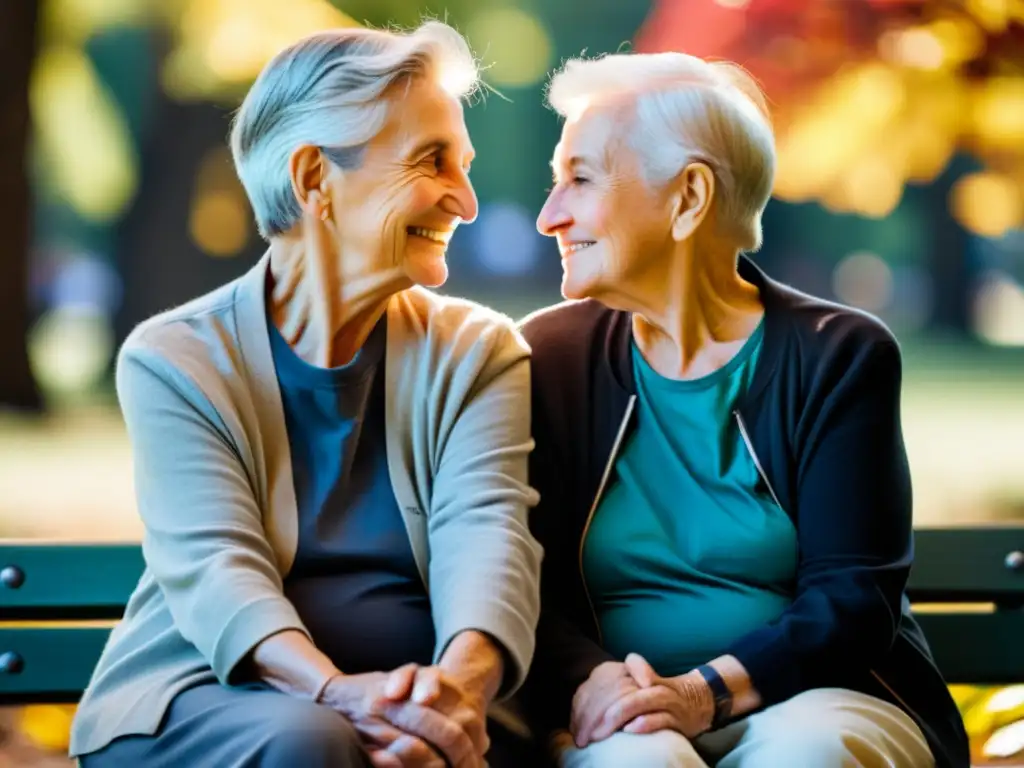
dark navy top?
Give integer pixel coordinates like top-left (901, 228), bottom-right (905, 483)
top-left (270, 315), bottom-right (435, 674)
top-left (519, 255), bottom-right (968, 768)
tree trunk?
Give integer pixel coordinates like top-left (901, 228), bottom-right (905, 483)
top-left (0, 0), bottom-right (43, 411)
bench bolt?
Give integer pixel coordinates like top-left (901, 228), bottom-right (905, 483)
top-left (0, 651), bottom-right (24, 675)
top-left (0, 565), bottom-right (24, 589)
top-left (1006, 550), bottom-right (1024, 572)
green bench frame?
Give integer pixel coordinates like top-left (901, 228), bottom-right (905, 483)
top-left (1, 526), bottom-right (1023, 704)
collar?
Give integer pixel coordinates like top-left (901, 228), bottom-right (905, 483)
top-left (604, 255), bottom-right (789, 404)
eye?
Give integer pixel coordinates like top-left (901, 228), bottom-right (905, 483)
top-left (571, 176), bottom-right (590, 186)
top-left (418, 153), bottom-right (443, 172)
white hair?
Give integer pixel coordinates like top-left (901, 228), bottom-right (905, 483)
top-left (231, 21), bottom-right (479, 239)
top-left (547, 52), bottom-right (776, 252)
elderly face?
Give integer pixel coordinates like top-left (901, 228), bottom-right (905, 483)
top-left (537, 105), bottom-right (677, 302)
top-left (324, 76), bottom-right (478, 288)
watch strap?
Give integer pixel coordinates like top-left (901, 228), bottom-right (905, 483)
top-left (695, 663), bottom-right (733, 729)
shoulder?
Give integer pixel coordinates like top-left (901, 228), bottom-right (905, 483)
top-left (742, 254), bottom-right (898, 357)
top-left (400, 286), bottom-right (520, 334)
top-left (392, 287), bottom-right (530, 380)
top-left (783, 285), bottom-right (896, 345)
top-left (761, 276), bottom-right (903, 401)
top-left (122, 281), bottom-right (240, 356)
top-left (519, 299), bottom-right (612, 347)
top-left (518, 299), bottom-right (631, 410)
top-left (116, 281), bottom-right (244, 402)
top-left (518, 298), bottom-right (624, 373)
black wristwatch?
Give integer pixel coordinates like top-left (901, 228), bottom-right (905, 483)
top-left (695, 664), bottom-right (733, 730)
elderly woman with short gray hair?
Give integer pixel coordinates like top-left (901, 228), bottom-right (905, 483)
top-left (70, 22), bottom-right (543, 768)
top-left (520, 52), bottom-right (969, 768)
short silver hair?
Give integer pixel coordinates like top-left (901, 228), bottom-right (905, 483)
top-left (231, 22), bottom-right (480, 239)
top-left (547, 52), bottom-right (775, 252)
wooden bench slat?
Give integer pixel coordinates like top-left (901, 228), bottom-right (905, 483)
top-left (0, 544), bottom-right (144, 619)
top-left (915, 612), bottom-right (1024, 684)
top-left (1, 529), bottom-right (1022, 705)
top-left (0, 627), bottom-right (112, 704)
top-left (908, 528), bottom-right (1024, 605)
top-left (1, 612), bottom-right (1020, 703)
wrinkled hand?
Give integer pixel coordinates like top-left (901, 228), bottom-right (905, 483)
top-left (322, 664), bottom-right (470, 768)
top-left (587, 653), bottom-right (714, 742)
top-left (570, 661), bottom-right (642, 747)
top-left (376, 664), bottom-right (488, 767)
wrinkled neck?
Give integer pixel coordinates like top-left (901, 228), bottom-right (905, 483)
top-left (630, 242), bottom-right (763, 380)
top-left (267, 235), bottom-right (408, 368)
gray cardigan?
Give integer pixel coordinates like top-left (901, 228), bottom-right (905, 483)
top-left (70, 254), bottom-right (543, 758)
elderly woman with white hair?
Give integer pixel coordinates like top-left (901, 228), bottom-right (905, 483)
top-left (520, 52), bottom-right (969, 768)
top-left (69, 22), bottom-right (544, 768)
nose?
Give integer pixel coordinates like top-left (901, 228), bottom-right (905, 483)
top-left (537, 188), bottom-right (571, 236)
top-left (443, 168), bottom-right (478, 224)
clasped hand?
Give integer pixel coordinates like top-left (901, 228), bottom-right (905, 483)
top-left (570, 654), bottom-right (715, 748)
top-left (323, 663), bottom-right (488, 768)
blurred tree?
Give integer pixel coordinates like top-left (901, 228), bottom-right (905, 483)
top-left (336, 0), bottom-right (479, 28)
top-left (0, 0), bottom-right (43, 412)
top-left (637, 0), bottom-right (1024, 336)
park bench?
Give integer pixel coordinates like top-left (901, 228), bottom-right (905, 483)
top-left (1, 526), bottom-right (1022, 754)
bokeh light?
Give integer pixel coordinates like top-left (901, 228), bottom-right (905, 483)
top-left (41, 0), bottom-right (152, 45)
top-left (950, 172), bottom-right (1023, 239)
top-left (28, 307), bottom-right (115, 397)
top-left (189, 148), bottom-right (251, 257)
top-left (966, 0), bottom-right (1019, 32)
top-left (986, 686), bottom-right (1024, 714)
top-left (972, 270), bottom-right (1024, 347)
top-left (469, 202), bottom-right (542, 276)
top-left (774, 63), bottom-right (905, 208)
top-left (30, 46), bottom-right (137, 223)
top-left (49, 256), bottom-right (122, 314)
top-left (971, 78), bottom-right (1024, 150)
top-left (833, 251), bottom-right (895, 313)
top-left (190, 192), bottom-right (250, 257)
top-left (162, 0), bottom-right (357, 101)
top-left (466, 8), bottom-right (553, 89)
top-left (829, 158), bottom-right (904, 219)
top-left (984, 719), bottom-right (1024, 761)
top-left (879, 27), bottom-right (945, 71)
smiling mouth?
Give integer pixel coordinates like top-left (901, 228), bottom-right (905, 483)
top-left (407, 226), bottom-right (453, 245)
top-left (561, 241), bottom-right (596, 256)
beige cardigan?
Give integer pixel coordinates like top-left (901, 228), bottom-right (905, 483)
top-left (70, 254), bottom-right (543, 758)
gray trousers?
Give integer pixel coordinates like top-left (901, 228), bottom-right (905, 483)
top-left (80, 682), bottom-right (550, 768)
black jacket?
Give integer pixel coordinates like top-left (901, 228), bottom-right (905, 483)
top-left (518, 257), bottom-right (969, 768)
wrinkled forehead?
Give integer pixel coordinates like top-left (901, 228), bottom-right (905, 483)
top-left (551, 102), bottom-right (631, 173)
top-left (379, 78), bottom-right (475, 158)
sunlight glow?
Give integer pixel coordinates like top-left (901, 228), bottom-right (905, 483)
top-left (30, 46), bottom-right (137, 223)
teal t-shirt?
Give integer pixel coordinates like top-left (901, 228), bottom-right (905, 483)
top-left (582, 322), bottom-right (797, 677)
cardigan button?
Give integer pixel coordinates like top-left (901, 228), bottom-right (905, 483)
top-left (0, 651), bottom-right (24, 675)
top-left (1006, 551), bottom-right (1024, 572)
top-left (0, 565), bottom-right (24, 589)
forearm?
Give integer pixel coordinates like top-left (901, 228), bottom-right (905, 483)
top-left (673, 654), bottom-right (762, 725)
top-left (707, 654), bottom-right (761, 716)
top-left (250, 629), bottom-right (341, 699)
top-left (439, 630), bottom-right (505, 703)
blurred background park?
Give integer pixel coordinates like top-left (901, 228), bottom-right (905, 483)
top-left (0, 0), bottom-right (1022, 764)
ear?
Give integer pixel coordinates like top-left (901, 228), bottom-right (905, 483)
top-left (670, 161), bottom-right (715, 242)
top-left (288, 145), bottom-right (329, 217)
